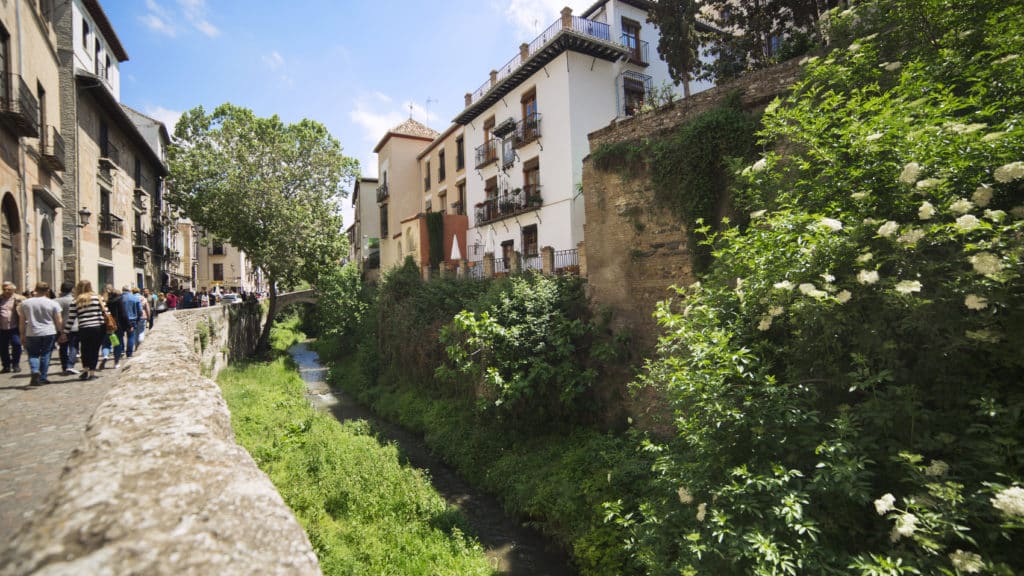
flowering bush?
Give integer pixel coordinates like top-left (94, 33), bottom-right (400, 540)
top-left (615, 1), bottom-right (1024, 574)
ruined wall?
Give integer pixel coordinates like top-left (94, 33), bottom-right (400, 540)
top-left (0, 307), bottom-right (318, 576)
top-left (583, 59), bottom-right (803, 345)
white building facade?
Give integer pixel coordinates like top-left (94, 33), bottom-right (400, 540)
top-left (454, 0), bottom-right (711, 269)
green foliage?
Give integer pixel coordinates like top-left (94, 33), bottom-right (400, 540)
top-left (167, 103), bottom-right (359, 350)
top-left (617, 1), bottom-right (1024, 574)
top-left (426, 212), bottom-right (445, 268)
top-left (436, 274), bottom-right (597, 426)
top-left (315, 263), bottom-right (371, 353)
top-left (649, 91), bottom-right (759, 230)
top-left (328, 353), bottom-right (653, 576)
top-left (218, 358), bottom-right (496, 575)
top-left (646, 0), bottom-right (701, 94)
top-left (590, 139), bottom-right (648, 178)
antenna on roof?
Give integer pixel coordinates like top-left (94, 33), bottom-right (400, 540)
top-left (425, 97), bottom-right (436, 125)
top-left (408, 102), bottom-right (414, 120)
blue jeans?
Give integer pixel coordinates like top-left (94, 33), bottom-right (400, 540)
top-left (123, 322), bottom-right (137, 357)
top-left (26, 334), bottom-right (57, 381)
top-left (135, 317), bottom-right (146, 347)
top-left (60, 332), bottom-right (79, 371)
top-left (0, 328), bottom-right (21, 369)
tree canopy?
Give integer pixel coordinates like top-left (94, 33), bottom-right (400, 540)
top-left (167, 103), bottom-right (358, 348)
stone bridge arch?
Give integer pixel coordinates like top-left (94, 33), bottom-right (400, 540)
top-left (275, 289), bottom-right (318, 308)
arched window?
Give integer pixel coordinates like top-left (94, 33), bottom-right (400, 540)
top-left (1, 194), bottom-right (20, 286)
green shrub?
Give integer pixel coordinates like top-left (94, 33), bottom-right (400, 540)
top-left (615, 1), bottom-right (1024, 574)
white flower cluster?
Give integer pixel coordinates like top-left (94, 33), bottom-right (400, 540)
top-left (924, 460), bottom-right (949, 476)
top-left (818, 217), bottom-right (844, 232)
top-left (964, 294), bottom-right (988, 310)
top-left (970, 252), bottom-right (1002, 276)
top-left (898, 228), bottom-right (925, 245)
top-left (956, 214), bottom-right (980, 231)
top-left (895, 280), bottom-right (922, 295)
top-left (678, 486), bottom-right (693, 504)
top-left (890, 513), bottom-right (919, 542)
top-left (972, 185), bottom-right (993, 207)
top-left (899, 162), bottom-right (921, 184)
top-left (991, 485), bottom-right (1024, 517)
top-left (858, 270), bottom-right (880, 285)
top-left (949, 198), bottom-right (974, 215)
top-left (918, 201), bottom-right (935, 220)
top-left (696, 502), bottom-right (707, 522)
top-left (877, 220), bottom-right (899, 237)
top-left (799, 283), bottom-right (828, 298)
top-left (994, 161), bottom-right (1024, 183)
top-left (874, 493), bottom-right (895, 515)
top-left (949, 550), bottom-right (985, 574)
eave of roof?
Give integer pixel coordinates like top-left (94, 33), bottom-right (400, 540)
top-left (580, 0), bottom-right (652, 20)
top-left (417, 123), bottom-right (461, 160)
top-left (453, 30), bottom-right (627, 125)
top-left (76, 72), bottom-right (166, 175)
top-left (82, 0), bottom-right (129, 62)
top-left (372, 131), bottom-right (436, 154)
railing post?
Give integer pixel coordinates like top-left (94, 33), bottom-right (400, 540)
top-left (561, 7), bottom-right (572, 29)
top-left (520, 43), bottom-right (530, 61)
top-left (541, 246), bottom-right (554, 275)
top-left (457, 259), bottom-right (466, 278)
top-left (510, 251), bottom-right (522, 274)
top-left (465, 92), bottom-right (472, 107)
top-left (483, 252), bottom-right (495, 278)
top-left (577, 241), bottom-right (587, 277)
top-left (490, 70), bottom-right (498, 88)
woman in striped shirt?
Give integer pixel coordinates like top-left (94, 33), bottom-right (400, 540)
top-left (64, 280), bottom-right (106, 381)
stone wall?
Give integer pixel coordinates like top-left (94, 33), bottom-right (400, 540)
top-left (175, 302), bottom-right (265, 377)
top-left (583, 59), bottom-right (803, 345)
top-left (0, 307), bottom-right (320, 576)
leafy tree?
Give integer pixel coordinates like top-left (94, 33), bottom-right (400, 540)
top-left (168, 104), bottom-right (358, 351)
top-left (649, 0), bottom-right (841, 83)
top-left (613, 0), bottom-right (1024, 573)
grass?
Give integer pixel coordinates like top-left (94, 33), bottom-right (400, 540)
top-left (218, 322), bottom-right (496, 575)
top-left (322, 345), bottom-right (654, 576)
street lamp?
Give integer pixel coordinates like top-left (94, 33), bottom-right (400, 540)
top-left (78, 207), bottom-right (92, 227)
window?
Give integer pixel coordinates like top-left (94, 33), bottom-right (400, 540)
top-left (456, 182), bottom-right (466, 215)
top-left (0, 24), bottom-right (9, 88)
top-left (456, 137), bottom-right (465, 170)
top-left (622, 18), bottom-right (642, 62)
top-left (135, 157), bottom-right (142, 186)
top-left (520, 89), bottom-right (539, 144)
top-left (501, 240), bottom-right (514, 267)
top-left (213, 263), bottom-right (224, 282)
top-left (37, 82), bottom-right (46, 145)
top-left (82, 19), bottom-right (89, 49)
top-left (424, 160), bottom-right (431, 191)
top-left (211, 240), bottom-right (225, 255)
top-left (438, 192), bottom-right (447, 214)
top-left (380, 204), bottom-right (389, 237)
top-left (483, 117), bottom-right (496, 163)
top-left (523, 158), bottom-right (540, 206)
top-left (522, 225), bottom-right (538, 257)
top-left (99, 120), bottom-right (109, 157)
top-left (105, 55), bottom-right (111, 79)
top-left (620, 71), bottom-right (652, 116)
top-left (438, 149), bottom-right (446, 182)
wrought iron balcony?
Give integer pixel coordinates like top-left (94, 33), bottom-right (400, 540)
top-left (40, 125), bottom-right (65, 172)
top-left (98, 142), bottom-right (120, 185)
top-left (475, 139), bottom-right (498, 168)
top-left (513, 113), bottom-right (542, 148)
top-left (376, 182), bottom-right (389, 203)
top-left (0, 73), bottom-right (40, 138)
top-left (134, 229), bottom-right (153, 251)
top-left (621, 34), bottom-right (649, 66)
top-left (475, 185), bottom-right (542, 225)
top-left (99, 212), bottom-right (125, 238)
top-left (164, 249), bottom-right (181, 267)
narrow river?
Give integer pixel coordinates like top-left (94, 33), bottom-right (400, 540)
top-left (288, 341), bottom-right (575, 576)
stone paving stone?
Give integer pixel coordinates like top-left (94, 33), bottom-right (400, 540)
top-left (0, 357), bottom-right (117, 544)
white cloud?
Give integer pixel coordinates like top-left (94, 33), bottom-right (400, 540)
top-left (177, 0), bottom-right (220, 37)
top-left (141, 0), bottom-right (176, 36)
top-left (502, 0), bottom-right (592, 38)
top-left (144, 105), bottom-right (183, 132)
top-left (263, 51), bottom-right (285, 70)
top-left (350, 95), bottom-right (406, 145)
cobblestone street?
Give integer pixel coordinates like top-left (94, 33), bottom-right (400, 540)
top-left (0, 359), bottom-right (116, 544)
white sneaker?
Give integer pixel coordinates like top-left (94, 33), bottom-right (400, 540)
top-left (65, 368), bottom-right (81, 375)
top-left (113, 362), bottom-right (120, 369)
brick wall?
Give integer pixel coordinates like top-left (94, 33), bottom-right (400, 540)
top-left (583, 59), bottom-right (803, 347)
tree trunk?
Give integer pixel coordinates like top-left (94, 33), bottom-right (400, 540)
top-left (256, 279), bottom-right (278, 353)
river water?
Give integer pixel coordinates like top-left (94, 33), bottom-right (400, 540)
top-left (288, 341), bottom-right (575, 576)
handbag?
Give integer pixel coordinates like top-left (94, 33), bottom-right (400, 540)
top-left (104, 309), bottom-right (117, 334)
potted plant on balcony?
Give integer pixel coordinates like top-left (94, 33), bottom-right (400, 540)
top-left (528, 193), bottom-right (543, 207)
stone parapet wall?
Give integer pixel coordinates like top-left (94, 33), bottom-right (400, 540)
top-left (583, 59), bottom-right (804, 347)
top-left (0, 309), bottom-right (319, 575)
top-left (174, 302), bottom-right (264, 377)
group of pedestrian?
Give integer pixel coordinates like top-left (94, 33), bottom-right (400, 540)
top-left (0, 280), bottom-right (170, 385)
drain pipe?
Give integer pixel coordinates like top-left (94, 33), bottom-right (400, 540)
top-left (15, 0), bottom-right (32, 291)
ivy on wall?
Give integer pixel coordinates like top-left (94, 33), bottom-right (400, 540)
top-left (426, 211), bottom-right (445, 268)
top-left (590, 91), bottom-right (760, 232)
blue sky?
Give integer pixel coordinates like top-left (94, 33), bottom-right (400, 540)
top-left (102, 0), bottom-right (595, 223)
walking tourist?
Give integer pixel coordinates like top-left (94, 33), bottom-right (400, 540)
top-left (18, 282), bottom-right (63, 386)
top-left (103, 285), bottom-right (129, 368)
top-left (55, 281), bottom-right (79, 375)
top-left (120, 286), bottom-right (142, 358)
top-left (133, 287), bottom-right (149, 346)
top-left (64, 280), bottom-right (105, 381)
top-left (0, 281), bottom-right (24, 373)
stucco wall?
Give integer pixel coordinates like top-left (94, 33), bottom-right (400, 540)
top-left (0, 305), bottom-right (317, 576)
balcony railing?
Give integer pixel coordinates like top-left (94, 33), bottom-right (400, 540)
top-left (465, 14), bottom-right (617, 109)
top-left (164, 249), bottom-right (181, 267)
top-left (621, 34), bottom-right (649, 66)
top-left (475, 185), bottom-right (542, 225)
top-left (98, 142), bottom-right (120, 185)
top-left (134, 230), bottom-right (153, 251)
top-left (133, 194), bottom-right (148, 214)
top-left (554, 248), bottom-right (580, 275)
top-left (475, 139), bottom-right (498, 168)
top-left (376, 182), bottom-right (389, 203)
top-left (451, 200), bottom-right (464, 216)
top-left (0, 73), bottom-right (40, 138)
top-left (513, 113), bottom-right (542, 148)
top-left (134, 174), bottom-right (153, 195)
top-left (99, 212), bottom-right (125, 238)
top-left (40, 125), bottom-right (65, 172)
